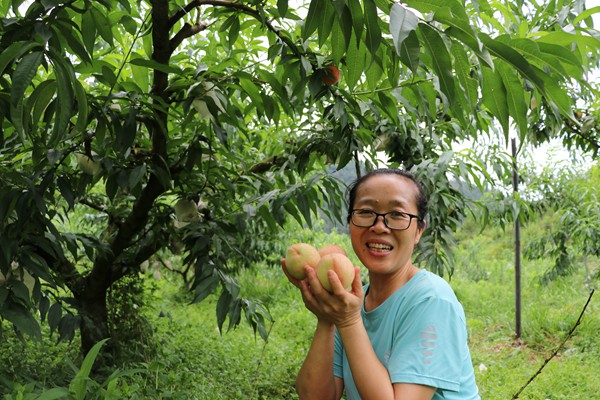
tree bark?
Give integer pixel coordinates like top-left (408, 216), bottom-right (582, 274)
top-left (77, 276), bottom-right (110, 357)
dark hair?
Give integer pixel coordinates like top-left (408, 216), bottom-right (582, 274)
top-left (346, 168), bottom-right (428, 229)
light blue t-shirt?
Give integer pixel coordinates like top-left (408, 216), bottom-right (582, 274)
top-left (333, 270), bottom-right (480, 399)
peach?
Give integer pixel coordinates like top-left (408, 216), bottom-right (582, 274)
top-left (318, 244), bottom-right (347, 257)
top-left (316, 253), bottom-right (355, 291)
top-left (285, 243), bottom-right (321, 280)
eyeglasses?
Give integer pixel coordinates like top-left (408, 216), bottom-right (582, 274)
top-left (350, 209), bottom-right (422, 231)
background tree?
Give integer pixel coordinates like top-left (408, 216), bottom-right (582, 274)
top-left (0, 0), bottom-right (599, 358)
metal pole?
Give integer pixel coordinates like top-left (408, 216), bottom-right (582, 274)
top-left (512, 138), bottom-right (522, 339)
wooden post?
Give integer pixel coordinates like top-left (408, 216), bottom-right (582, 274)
top-left (512, 138), bottom-right (522, 339)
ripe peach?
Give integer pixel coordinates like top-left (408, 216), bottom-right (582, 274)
top-left (321, 65), bottom-right (340, 85)
top-left (318, 244), bottom-right (347, 258)
top-left (285, 243), bottom-right (321, 280)
top-left (316, 253), bottom-right (354, 291)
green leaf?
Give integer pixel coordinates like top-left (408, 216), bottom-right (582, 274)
top-left (481, 66), bottom-right (509, 136)
top-left (479, 33), bottom-right (544, 90)
top-left (377, 91), bottom-right (400, 125)
top-left (57, 176), bottom-right (76, 210)
top-left (129, 58), bottom-right (184, 76)
top-left (344, 32), bottom-right (366, 90)
top-left (34, 387), bottom-right (71, 400)
top-left (29, 80), bottom-right (57, 129)
top-left (404, 0), bottom-right (468, 20)
top-left (363, 0), bottom-right (381, 56)
top-left (0, 41), bottom-right (39, 75)
top-left (331, 18), bottom-right (346, 64)
top-left (48, 53), bottom-right (75, 146)
top-left (390, 3), bottom-right (419, 57)
top-left (347, 0), bottom-right (364, 45)
top-left (303, 0), bottom-right (322, 39)
top-left (333, 0), bottom-right (353, 51)
top-left (11, 51), bottom-right (43, 108)
top-left (81, 9), bottom-right (96, 54)
top-left (523, 39), bottom-right (584, 79)
top-left (0, 301), bottom-right (41, 339)
top-left (73, 79), bottom-right (89, 134)
top-left (128, 165), bottom-right (147, 189)
top-left (419, 24), bottom-right (455, 106)
top-left (70, 338), bottom-right (110, 400)
top-left (90, 6), bottom-right (113, 45)
top-left (496, 61), bottom-right (528, 139)
top-left (216, 289), bottom-right (233, 333)
top-left (52, 20), bottom-right (92, 65)
top-left (450, 42), bottom-right (477, 109)
top-left (572, 6), bottom-right (600, 26)
top-left (433, 6), bottom-right (494, 68)
top-left (238, 78), bottom-right (264, 115)
top-left (399, 30), bottom-right (420, 72)
top-left (365, 53), bottom-right (383, 91)
top-left (318, 0), bottom-right (336, 46)
top-left (277, 0), bottom-right (288, 18)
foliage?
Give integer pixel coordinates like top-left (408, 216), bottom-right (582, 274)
top-left (0, 338), bottom-right (146, 399)
top-left (523, 162), bottom-right (600, 283)
top-left (1, 0), bottom-right (600, 358)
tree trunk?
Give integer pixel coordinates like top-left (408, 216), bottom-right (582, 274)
top-left (77, 278), bottom-right (110, 357)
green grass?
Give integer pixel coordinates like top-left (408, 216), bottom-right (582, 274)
top-left (1, 218), bottom-right (599, 399)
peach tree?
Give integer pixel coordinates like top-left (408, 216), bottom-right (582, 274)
top-left (0, 0), bottom-right (598, 356)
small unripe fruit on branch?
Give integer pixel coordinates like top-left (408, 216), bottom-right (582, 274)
top-left (76, 153), bottom-right (101, 176)
top-left (321, 65), bottom-right (340, 86)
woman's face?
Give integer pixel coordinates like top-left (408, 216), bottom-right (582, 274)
top-left (349, 174), bottom-right (425, 276)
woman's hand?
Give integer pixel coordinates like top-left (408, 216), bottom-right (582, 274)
top-left (281, 258), bottom-right (364, 328)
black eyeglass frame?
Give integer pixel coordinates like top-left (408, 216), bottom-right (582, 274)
top-left (350, 209), bottom-right (423, 231)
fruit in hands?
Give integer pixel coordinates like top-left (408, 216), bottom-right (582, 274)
top-left (316, 253), bottom-right (355, 291)
top-left (285, 243), bottom-right (321, 279)
top-left (321, 65), bottom-right (340, 86)
top-left (318, 244), bottom-right (346, 257)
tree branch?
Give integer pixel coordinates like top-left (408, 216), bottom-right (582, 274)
top-left (170, 21), bottom-right (211, 52)
top-left (511, 289), bottom-right (596, 399)
top-left (168, 0), bottom-right (302, 58)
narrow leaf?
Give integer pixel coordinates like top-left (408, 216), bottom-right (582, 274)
top-left (496, 61), bottom-right (528, 139)
top-left (572, 6), bottom-right (600, 26)
top-left (390, 3), bottom-right (419, 56)
top-left (30, 80), bottom-right (57, 129)
top-left (481, 66), bottom-right (509, 136)
top-left (399, 30), bottom-right (420, 72)
top-left (129, 58), bottom-right (184, 76)
top-left (345, 33), bottom-right (366, 90)
top-left (419, 24), bottom-right (455, 105)
top-left (363, 0), bottom-right (381, 56)
top-left (11, 51), bottom-right (43, 108)
top-left (90, 6), bottom-right (113, 45)
top-left (0, 41), bottom-right (39, 75)
top-left (303, 0), bottom-right (322, 39)
top-left (70, 338), bottom-right (109, 400)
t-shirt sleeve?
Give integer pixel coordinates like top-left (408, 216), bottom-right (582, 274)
top-left (387, 295), bottom-right (467, 392)
top-left (333, 329), bottom-right (344, 378)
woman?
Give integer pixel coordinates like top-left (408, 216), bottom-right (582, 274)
top-left (282, 168), bottom-right (480, 400)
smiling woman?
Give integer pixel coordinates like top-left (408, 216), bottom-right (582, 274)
top-left (282, 168), bottom-right (481, 400)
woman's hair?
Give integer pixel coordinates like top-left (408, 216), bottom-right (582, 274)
top-left (346, 168), bottom-right (428, 229)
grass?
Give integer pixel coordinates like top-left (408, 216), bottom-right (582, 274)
top-left (1, 218), bottom-right (599, 399)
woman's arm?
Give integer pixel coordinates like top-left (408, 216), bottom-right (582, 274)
top-left (338, 320), bottom-right (435, 400)
top-left (282, 260), bottom-right (343, 400)
top-left (295, 320), bottom-right (342, 400)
